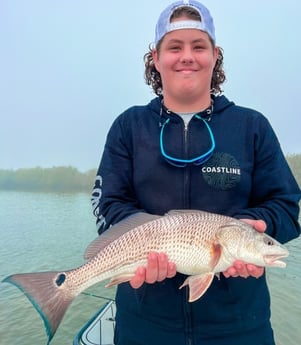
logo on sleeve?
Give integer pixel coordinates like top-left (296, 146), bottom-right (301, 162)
top-left (201, 152), bottom-right (241, 190)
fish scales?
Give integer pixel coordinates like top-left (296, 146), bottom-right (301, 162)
top-left (54, 212), bottom-right (222, 294)
top-left (69, 212), bottom-right (231, 292)
top-left (2, 210), bottom-right (289, 345)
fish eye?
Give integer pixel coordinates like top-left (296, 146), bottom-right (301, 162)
top-left (264, 237), bottom-right (274, 246)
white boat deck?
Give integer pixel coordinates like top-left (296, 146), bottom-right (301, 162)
top-left (73, 301), bottom-right (116, 345)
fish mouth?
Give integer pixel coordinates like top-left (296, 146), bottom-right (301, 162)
top-left (264, 253), bottom-right (288, 267)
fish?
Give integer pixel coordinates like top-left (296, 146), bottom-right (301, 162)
top-left (2, 210), bottom-right (289, 344)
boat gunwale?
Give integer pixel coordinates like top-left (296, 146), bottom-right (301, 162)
top-left (73, 300), bottom-right (116, 345)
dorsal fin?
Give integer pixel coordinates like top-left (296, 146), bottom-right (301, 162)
top-left (84, 212), bottom-right (161, 260)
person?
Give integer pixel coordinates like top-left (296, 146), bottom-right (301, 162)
top-left (91, 1), bottom-right (301, 344)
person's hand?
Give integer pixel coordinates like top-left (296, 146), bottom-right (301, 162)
top-left (223, 219), bottom-right (266, 279)
top-left (129, 252), bottom-right (177, 289)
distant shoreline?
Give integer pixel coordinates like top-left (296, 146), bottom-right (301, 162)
top-left (0, 166), bottom-right (97, 193)
top-left (0, 153), bottom-right (300, 192)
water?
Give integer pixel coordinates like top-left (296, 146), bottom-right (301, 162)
top-left (0, 191), bottom-right (116, 345)
top-left (0, 191), bottom-right (300, 345)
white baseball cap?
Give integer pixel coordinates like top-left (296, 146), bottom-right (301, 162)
top-left (154, 0), bottom-right (216, 45)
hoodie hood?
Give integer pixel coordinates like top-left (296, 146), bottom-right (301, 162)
top-left (147, 95), bottom-right (235, 123)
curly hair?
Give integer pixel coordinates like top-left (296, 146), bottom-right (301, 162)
top-left (144, 6), bottom-right (226, 96)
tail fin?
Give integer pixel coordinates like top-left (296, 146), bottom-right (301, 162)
top-left (2, 271), bottom-right (75, 345)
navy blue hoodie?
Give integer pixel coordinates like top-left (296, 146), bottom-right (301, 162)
top-left (92, 95), bottom-right (300, 344)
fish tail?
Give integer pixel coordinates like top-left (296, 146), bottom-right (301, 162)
top-left (2, 271), bottom-right (75, 344)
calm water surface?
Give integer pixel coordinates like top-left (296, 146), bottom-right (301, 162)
top-left (0, 191), bottom-right (300, 344)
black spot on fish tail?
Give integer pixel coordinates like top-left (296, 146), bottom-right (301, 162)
top-left (55, 273), bottom-right (66, 286)
top-left (2, 271), bottom-right (75, 344)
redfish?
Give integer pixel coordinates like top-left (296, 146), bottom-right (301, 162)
top-left (2, 210), bottom-right (289, 344)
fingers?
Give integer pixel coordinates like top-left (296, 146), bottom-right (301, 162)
top-left (240, 218), bottom-right (267, 233)
top-left (223, 260), bottom-right (265, 279)
top-left (253, 220), bottom-right (267, 233)
top-left (129, 252), bottom-right (176, 289)
top-left (167, 261), bottom-right (177, 278)
top-left (232, 260), bottom-right (250, 278)
top-left (223, 260), bottom-right (246, 278)
top-left (146, 252), bottom-right (177, 283)
top-left (223, 266), bottom-right (237, 278)
top-left (246, 264), bottom-right (265, 278)
top-left (129, 266), bottom-right (146, 289)
top-left (146, 252), bottom-right (164, 283)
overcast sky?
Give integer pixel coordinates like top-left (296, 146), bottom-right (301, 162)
top-left (0, 0), bottom-right (300, 171)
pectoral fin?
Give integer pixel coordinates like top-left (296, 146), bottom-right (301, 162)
top-left (179, 273), bottom-right (214, 302)
top-left (105, 273), bottom-right (135, 288)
